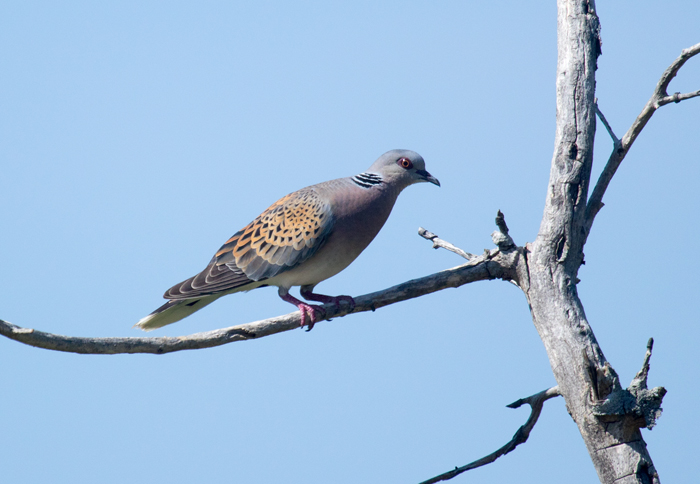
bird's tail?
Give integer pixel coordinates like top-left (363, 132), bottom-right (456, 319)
top-left (134, 295), bottom-right (223, 331)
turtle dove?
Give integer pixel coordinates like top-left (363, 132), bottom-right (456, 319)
top-left (136, 149), bottom-right (439, 331)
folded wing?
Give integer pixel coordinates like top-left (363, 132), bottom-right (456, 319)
top-left (164, 187), bottom-right (335, 299)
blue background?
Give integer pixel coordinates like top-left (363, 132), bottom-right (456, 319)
top-left (1, 1), bottom-right (698, 482)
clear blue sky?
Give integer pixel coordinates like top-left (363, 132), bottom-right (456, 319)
top-left (1, 2), bottom-right (698, 483)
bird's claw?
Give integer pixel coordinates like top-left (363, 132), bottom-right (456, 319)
top-left (297, 303), bottom-right (326, 331)
top-left (291, 291), bottom-right (356, 331)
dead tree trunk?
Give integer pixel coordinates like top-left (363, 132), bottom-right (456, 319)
top-left (524, 1), bottom-right (663, 482)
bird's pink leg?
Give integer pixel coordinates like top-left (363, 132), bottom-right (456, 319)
top-left (278, 289), bottom-right (325, 331)
top-left (300, 286), bottom-right (356, 312)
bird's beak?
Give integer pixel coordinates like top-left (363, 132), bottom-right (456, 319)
top-left (416, 169), bottom-right (440, 187)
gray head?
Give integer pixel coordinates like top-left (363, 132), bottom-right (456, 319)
top-left (366, 149), bottom-right (440, 189)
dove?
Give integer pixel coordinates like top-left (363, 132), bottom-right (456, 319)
top-left (136, 149), bottom-right (439, 331)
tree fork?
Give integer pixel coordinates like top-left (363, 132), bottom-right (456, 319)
top-left (526, 1), bottom-right (657, 482)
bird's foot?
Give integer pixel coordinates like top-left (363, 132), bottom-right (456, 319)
top-left (279, 291), bottom-right (326, 331)
top-left (299, 289), bottom-right (356, 312)
top-left (297, 303), bottom-right (326, 332)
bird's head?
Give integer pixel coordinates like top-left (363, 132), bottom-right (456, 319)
top-left (367, 149), bottom-right (440, 190)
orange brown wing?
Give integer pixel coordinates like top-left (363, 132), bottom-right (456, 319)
top-left (164, 187), bottom-right (335, 299)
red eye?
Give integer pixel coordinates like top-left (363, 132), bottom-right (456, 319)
top-left (397, 157), bottom-right (413, 169)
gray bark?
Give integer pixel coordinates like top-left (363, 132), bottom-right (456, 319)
top-left (0, 247), bottom-right (519, 354)
top-left (521, 1), bottom-right (665, 482)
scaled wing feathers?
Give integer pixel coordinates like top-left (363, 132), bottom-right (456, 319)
top-left (164, 187), bottom-right (335, 300)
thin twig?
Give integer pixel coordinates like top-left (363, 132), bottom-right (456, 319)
top-left (0, 248), bottom-right (520, 355)
top-left (658, 89), bottom-right (700, 105)
top-left (419, 211), bottom-right (516, 261)
top-left (594, 100), bottom-right (620, 146)
top-left (418, 387), bottom-right (560, 484)
top-left (629, 338), bottom-right (654, 392)
top-left (418, 227), bottom-right (477, 260)
top-left (494, 210), bottom-right (510, 236)
top-left (492, 210), bottom-right (515, 250)
top-left (585, 43), bottom-right (700, 238)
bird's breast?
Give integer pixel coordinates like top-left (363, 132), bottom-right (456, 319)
top-left (270, 182), bottom-right (399, 288)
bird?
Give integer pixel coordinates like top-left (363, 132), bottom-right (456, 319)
top-left (136, 149), bottom-right (439, 332)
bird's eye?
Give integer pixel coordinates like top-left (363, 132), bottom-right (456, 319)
top-left (397, 157), bottom-right (413, 169)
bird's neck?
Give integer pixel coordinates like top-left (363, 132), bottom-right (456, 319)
top-left (350, 171), bottom-right (384, 189)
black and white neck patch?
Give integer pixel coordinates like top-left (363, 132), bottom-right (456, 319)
top-left (351, 172), bottom-right (383, 189)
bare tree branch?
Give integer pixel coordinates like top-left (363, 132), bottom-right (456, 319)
top-left (658, 89), bottom-right (700, 105)
top-left (492, 210), bottom-right (516, 250)
top-left (418, 227), bottom-right (476, 260)
top-left (594, 101), bottom-right (621, 146)
top-left (0, 245), bottom-right (521, 355)
top-left (419, 211), bottom-right (516, 263)
top-left (418, 387), bottom-right (560, 484)
top-left (592, 338), bottom-right (666, 433)
top-left (629, 337), bottom-right (654, 392)
top-left (585, 43), bottom-right (700, 236)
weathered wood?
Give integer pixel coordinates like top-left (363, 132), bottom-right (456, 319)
top-left (585, 42), bottom-right (700, 239)
top-left (0, 247), bottom-right (520, 355)
top-left (524, 1), bottom-right (661, 482)
top-left (419, 387), bottom-right (561, 484)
